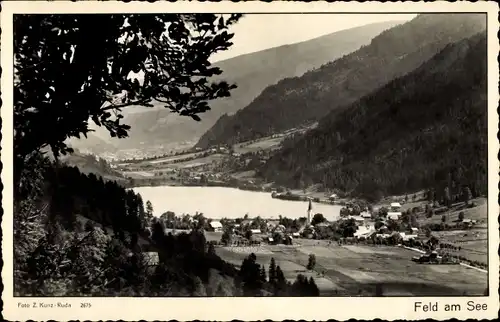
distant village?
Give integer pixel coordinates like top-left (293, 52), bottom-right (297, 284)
top-left (148, 197), bottom-right (479, 250)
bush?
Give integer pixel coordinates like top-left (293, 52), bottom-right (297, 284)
top-left (307, 254), bottom-right (316, 270)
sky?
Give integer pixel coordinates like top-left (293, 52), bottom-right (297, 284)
top-left (210, 14), bottom-right (417, 62)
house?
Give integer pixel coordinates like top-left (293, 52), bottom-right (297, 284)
top-left (410, 227), bottom-right (419, 233)
top-left (209, 221), bottom-right (223, 232)
top-left (403, 234), bottom-right (418, 241)
top-left (387, 212), bottom-right (402, 220)
top-left (328, 194), bottom-right (338, 201)
top-left (164, 228), bottom-right (190, 236)
top-left (360, 211), bottom-right (372, 219)
top-left (390, 202), bottom-right (402, 211)
top-left (461, 219), bottom-right (477, 227)
top-left (250, 229), bottom-right (262, 234)
top-left (292, 232), bottom-right (300, 238)
top-left (354, 225), bottom-right (375, 238)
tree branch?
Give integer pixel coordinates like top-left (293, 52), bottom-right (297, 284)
top-left (101, 98), bottom-right (152, 111)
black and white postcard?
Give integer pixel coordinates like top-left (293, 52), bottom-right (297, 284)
top-left (1, 1), bottom-right (499, 320)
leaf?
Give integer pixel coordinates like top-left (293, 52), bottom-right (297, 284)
top-left (14, 13), bottom-right (239, 165)
top-left (191, 114), bottom-right (201, 122)
top-left (218, 16), bottom-right (225, 30)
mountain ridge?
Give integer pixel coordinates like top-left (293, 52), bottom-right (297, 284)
top-left (260, 30), bottom-right (487, 201)
top-left (67, 20), bottom-right (405, 157)
top-left (195, 13), bottom-right (486, 149)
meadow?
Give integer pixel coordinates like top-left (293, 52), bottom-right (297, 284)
top-left (215, 239), bottom-right (488, 296)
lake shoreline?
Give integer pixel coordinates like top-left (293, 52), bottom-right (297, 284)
top-left (132, 185), bottom-right (344, 220)
top-left (128, 180), bottom-right (349, 207)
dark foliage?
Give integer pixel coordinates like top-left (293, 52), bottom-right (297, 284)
top-left (311, 213), bottom-right (326, 226)
top-left (307, 254), bottom-right (316, 270)
top-left (15, 158), bottom-right (239, 296)
top-left (14, 13), bottom-right (241, 186)
top-left (290, 275), bottom-right (320, 297)
top-left (237, 253), bottom-right (263, 296)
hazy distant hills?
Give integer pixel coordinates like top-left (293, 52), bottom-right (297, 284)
top-left (67, 20), bottom-right (404, 156)
top-left (261, 31), bottom-right (487, 201)
top-left (196, 14), bottom-right (486, 149)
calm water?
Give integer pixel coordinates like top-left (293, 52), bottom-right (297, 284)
top-left (132, 186), bottom-right (342, 221)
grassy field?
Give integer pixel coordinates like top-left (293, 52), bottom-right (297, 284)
top-left (154, 154), bottom-right (226, 170)
top-left (234, 137), bottom-right (284, 154)
top-left (432, 229), bottom-right (488, 264)
top-left (205, 231), bottom-right (223, 242)
top-left (231, 170), bottom-right (258, 179)
top-left (148, 152), bottom-right (201, 164)
top-left (215, 239), bottom-right (488, 296)
top-left (123, 171), bottom-right (157, 178)
top-left (416, 198), bottom-right (488, 265)
top-left (420, 198), bottom-right (488, 225)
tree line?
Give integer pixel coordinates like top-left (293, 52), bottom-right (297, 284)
top-left (236, 255), bottom-right (320, 296)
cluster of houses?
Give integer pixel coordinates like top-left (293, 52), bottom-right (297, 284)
top-left (206, 217), bottom-right (305, 246)
top-left (206, 201), bottom-right (422, 245)
top-left (347, 202), bottom-right (420, 242)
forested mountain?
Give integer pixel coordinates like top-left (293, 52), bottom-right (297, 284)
top-left (196, 14), bottom-right (486, 149)
top-left (68, 21), bottom-right (403, 155)
top-left (260, 31), bottom-right (487, 202)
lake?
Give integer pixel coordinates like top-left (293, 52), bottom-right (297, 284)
top-left (132, 186), bottom-right (342, 221)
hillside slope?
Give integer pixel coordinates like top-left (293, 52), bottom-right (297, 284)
top-left (260, 31), bottom-right (487, 201)
top-left (58, 151), bottom-right (126, 183)
top-left (68, 21), bottom-right (404, 156)
top-left (196, 13), bottom-right (486, 149)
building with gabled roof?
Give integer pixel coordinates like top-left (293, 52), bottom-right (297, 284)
top-left (209, 220), bottom-right (223, 232)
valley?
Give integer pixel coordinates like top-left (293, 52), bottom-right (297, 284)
top-left (111, 125), bottom-right (305, 189)
top-left (13, 12), bottom-right (492, 300)
top-left (68, 21), bottom-right (403, 159)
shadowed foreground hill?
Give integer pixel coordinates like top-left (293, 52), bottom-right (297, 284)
top-left (260, 31), bottom-right (487, 201)
top-left (68, 21), bottom-right (404, 154)
top-left (196, 13), bottom-right (486, 149)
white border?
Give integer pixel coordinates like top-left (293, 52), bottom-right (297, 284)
top-left (1, 1), bottom-right (499, 321)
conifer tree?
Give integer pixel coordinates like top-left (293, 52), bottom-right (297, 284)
top-left (260, 265), bottom-right (267, 283)
top-left (269, 257), bottom-right (277, 285)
